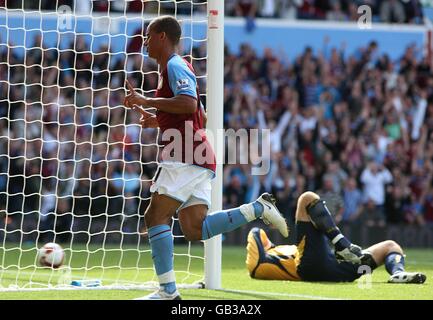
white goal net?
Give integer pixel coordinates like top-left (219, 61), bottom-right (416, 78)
top-left (0, 0), bottom-right (222, 291)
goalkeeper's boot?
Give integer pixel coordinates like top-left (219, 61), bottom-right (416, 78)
top-left (257, 193), bottom-right (289, 238)
top-left (134, 288), bottom-right (182, 300)
top-left (388, 272), bottom-right (427, 284)
top-left (335, 244), bottom-right (364, 264)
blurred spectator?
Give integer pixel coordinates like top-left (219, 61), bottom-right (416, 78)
top-left (326, 0), bottom-right (348, 21)
top-left (360, 161), bottom-right (393, 207)
top-left (237, 0), bottom-right (258, 32)
top-left (112, 162), bottom-right (141, 197)
top-left (298, 0), bottom-right (320, 19)
top-left (340, 178), bottom-right (363, 224)
top-left (317, 174), bottom-right (344, 220)
top-left (224, 171), bottom-right (248, 208)
top-left (234, 0), bottom-right (258, 17)
top-left (128, 0), bottom-right (144, 12)
top-left (257, 109), bottom-right (292, 154)
top-left (359, 198), bottom-right (386, 227)
top-left (127, 24), bottom-right (148, 54)
top-left (385, 185), bottom-right (409, 224)
top-left (258, 0), bottom-right (278, 18)
top-left (324, 161), bottom-right (348, 194)
top-left (380, 0), bottom-right (406, 23)
top-left (280, 0), bottom-right (304, 19)
top-left (75, 0), bottom-right (91, 14)
top-left (423, 188), bottom-right (433, 225)
top-left (54, 197), bottom-right (73, 243)
top-left (276, 173), bottom-right (306, 222)
top-left (404, 193), bottom-right (425, 225)
top-left (402, 0), bottom-right (424, 24)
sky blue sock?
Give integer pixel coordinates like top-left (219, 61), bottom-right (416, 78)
top-left (148, 225), bottom-right (176, 294)
top-left (202, 202), bottom-right (264, 240)
top-left (385, 252), bottom-right (405, 275)
top-left (252, 201), bottom-right (264, 218)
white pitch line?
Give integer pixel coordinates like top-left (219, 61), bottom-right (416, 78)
top-left (408, 261), bottom-right (433, 266)
top-left (0, 269), bottom-right (202, 290)
top-left (216, 288), bottom-right (348, 300)
top-left (0, 269), bottom-right (146, 284)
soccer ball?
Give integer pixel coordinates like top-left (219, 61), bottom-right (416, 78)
top-left (37, 243), bottom-right (65, 268)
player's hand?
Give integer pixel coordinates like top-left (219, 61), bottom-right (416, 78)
top-left (124, 79), bottom-right (148, 109)
top-left (140, 111), bottom-right (159, 128)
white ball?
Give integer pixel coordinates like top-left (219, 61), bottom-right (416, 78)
top-left (37, 243), bottom-right (65, 268)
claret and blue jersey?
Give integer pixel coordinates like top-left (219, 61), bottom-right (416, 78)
top-left (155, 53), bottom-right (216, 172)
top-left (166, 54), bottom-right (198, 99)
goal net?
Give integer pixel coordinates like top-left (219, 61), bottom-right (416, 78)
top-left (0, 0), bottom-right (223, 291)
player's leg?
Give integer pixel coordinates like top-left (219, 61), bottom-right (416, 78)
top-left (294, 192), bottom-right (344, 281)
top-left (177, 202), bottom-right (208, 241)
top-left (177, 163), bottom-right (288, 240)
top-left (178, 200), bottom-right (263, 241)
top-left (177, 199), bottom-right (283, 278)
top-left (137, 164), bottom-right (210, 300)
top-left (362, 241), bottom-right (426, 284)
top-left (137, 192), bottom-right (182, 300)
top-left (295, 191), bottom-right (363, 263)
top-left (178, 193), bottom-right (288, 242)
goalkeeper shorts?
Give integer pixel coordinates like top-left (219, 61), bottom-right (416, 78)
top-left (150, 161), bottom-right (214, 210)
top-left (296, 222), bottom-right (365, 282)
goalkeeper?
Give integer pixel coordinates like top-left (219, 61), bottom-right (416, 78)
top-left (246, 191), bottom-right (427, 284)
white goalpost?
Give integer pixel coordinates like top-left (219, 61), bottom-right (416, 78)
top-left (204, 0), bottom-right (223, 290)
top-left (0, 0), bottom-right (223, 291)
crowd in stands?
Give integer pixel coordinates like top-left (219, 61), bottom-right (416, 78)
top-left (226, 0), bottom-right (425, 24)
top-left (222, 39), bottom-right (433, 228)
top-left (0, 1), bottom-right (426, 25)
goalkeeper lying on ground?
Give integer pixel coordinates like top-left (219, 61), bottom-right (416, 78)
top-left (246, 191), bottom-right (427, 284)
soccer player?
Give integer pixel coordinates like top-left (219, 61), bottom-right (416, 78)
top-left (123, 16), bottom-right (288, 300)
top-left (246, 191), bottom-right (427, 284)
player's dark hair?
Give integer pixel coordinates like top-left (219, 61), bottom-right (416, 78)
top-left (150, 16), bottom-right (181, 45)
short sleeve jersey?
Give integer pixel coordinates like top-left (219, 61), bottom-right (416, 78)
top-left (155, 54), bottom-right (216, 172)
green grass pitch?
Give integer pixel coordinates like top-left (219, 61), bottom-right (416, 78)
top-left (0, 245), bottom-right (432, 300)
